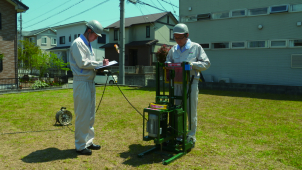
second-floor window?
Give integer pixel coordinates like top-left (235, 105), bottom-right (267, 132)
top-left (170, 29), bottom-right (174, 40)
top-left (41, 37), bottom-right (47, 45)
top-left (0, 57), bottom-right (2, 72)
top-left (60, 36), bottom-right (65, 44)
top-left (51, 38), bottom-right (57, 45)
top-left (0, 13), bottom-right (2, 30)
top-left (74, 34), bottom-right (77, 40)
top-left (98, 34), bottom-right (106, 44)
top-left (114, 30), bottom-right (118, 40)
top-left (167, 16), bottom-right (169, 24)
top-left (69, 35), bottom-right (71, 42)
top-left (146, 26), bottom-right (150, 38)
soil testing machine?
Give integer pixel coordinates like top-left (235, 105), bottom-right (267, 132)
top-left (138, 62), bottom-right (195, 165)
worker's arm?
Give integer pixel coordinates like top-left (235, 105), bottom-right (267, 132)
top-left (71, 42), bottom-right (104, 69)
top-left (191, 45), bottom-right (210, 72)
top-left (165, 48), bottom-right (174, 63)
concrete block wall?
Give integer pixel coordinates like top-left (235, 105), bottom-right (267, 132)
top-left (0, 0), bottom-right (17, 79)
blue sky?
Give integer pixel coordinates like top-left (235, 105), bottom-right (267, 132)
top-left (20, 0), bottom-right (179, 31)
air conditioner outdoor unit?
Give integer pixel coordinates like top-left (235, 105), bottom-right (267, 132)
top-left (218, 78), bottom-right (230, 83)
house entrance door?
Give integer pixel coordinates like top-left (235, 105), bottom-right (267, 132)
top-left (130, 49), bottom-right (138, 66)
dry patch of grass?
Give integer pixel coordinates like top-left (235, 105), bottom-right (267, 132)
top-left (0, 87), bottom-right (301, 169)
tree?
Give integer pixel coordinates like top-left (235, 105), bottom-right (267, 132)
top-left (18, 40), bottom-right (70, 77)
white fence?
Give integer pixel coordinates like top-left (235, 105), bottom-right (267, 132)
top-left (107, 66), bottom-right (155, 74)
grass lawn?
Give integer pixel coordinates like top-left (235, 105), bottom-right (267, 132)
top-left (0, 86), bottom-right (301, 169)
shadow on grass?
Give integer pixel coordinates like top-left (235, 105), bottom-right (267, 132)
top-left (123, 86), bottom-right (302, 101)
top-left (120, 144), bottom-right (175, 167)
top-left (22, 148), bottom-right (77, 163)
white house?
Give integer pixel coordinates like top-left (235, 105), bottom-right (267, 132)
top-left (48, 21), bottom-right (109, 64)
top-left (19, 28), bottom-right (57, 51)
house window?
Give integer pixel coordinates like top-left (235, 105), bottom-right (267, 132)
top-left (292, 4), bottom-right (302, 12)
top-left (170, 29), bottom-right (174, 40)
top-left (248, 7), bottom-right (268, 16)
top-left (29, 37), bottom-right (35, 43)
top-left (97, 34), bottom-right (106, 44)
top-left (146, 26), bottom-right (150, 38)
top-left (180, 15), bottom-right (197, 22)
top-left (270, 40), bottom-right (287, 48)
top-left (114, 29), bottom-right (118, 40)
top-left (248, 41), bottom-right (267, 48)
top-left (167, 16), bottom-right (169, 24)
top-left (197, 13), bottom-right (211, 20)
top-left (213, 42), bottom-right (229, 49)
top-left (41, 37), bottom-right (47, 45)
top-left (212, 11), bottom-right (229, 19)
top-left (200, 43), bottom-right (210, 49)
top-left (231, 42), bottom-right (245, 48)
top-left (74, 34), bottom-right (77, 40)
top-left (51, 38), bottom-right (57, 45)
top-left (60, 36), bottom-right (65, 44)
top-left (0, 13), bottom-right (2, 30)
top-left (231, 9), bottom-right (246, 17)
top-left (289, 40), bottom-right (302, 47)
top-left (0, 57), bottom-right (2, 72)
top-left (78, 34), bottom-right (80, 37)
top-left (69, 35), bottom-right (71, 42)
top-left (270, 5), bottom-right (289, 13)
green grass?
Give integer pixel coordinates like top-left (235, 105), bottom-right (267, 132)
top-left (0, 86), bottom-right (301, 169)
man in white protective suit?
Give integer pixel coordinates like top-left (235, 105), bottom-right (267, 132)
top-left (165, 23), bottom-right (210, 146)
top-left (69, 20), bottom-right (109, 155)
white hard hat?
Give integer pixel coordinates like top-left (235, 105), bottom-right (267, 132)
top-left (173, 23), bottom-right (189, 34)
top-left (86, 20), bottom-right (103, 37)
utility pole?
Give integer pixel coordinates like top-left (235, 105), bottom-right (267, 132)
top-left (118, 0), bottom-right (125, 85)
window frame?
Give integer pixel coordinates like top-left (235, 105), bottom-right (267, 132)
top-left (146, 26), bottom-right (150, 38)
top-left (212, 11), bottom-right (230, 19)
top-left (114, 29), bottom-right (119, 41)
top-left (231, 9), bottom-right (247, 17)
top-left (231, 41), bottom-right (246, 49)
top-left (248, 40), bottom-right (268, 48)
top-left (170, 29), bottom-right (174, 40)
top-left (41, 36), bottom-right (47, 45)
top-left (212, 42), bottom-right (230, 50)
top-left (97, 34), bottom-right (106, 44)
top-left (199, 43), bottom-right (211, 50)
top-left (59, 36), bottom-right (65, 44)
top-left (0, 57), bottom-right (2, 72)
top-left (291, 4), bottom-right (302, 12)
top-left (269, 40), bottom-right (287, 48)
top-left (51, 38), bottom-right (57, 46)
top-left (289, 39), bottom-right (302, 48)
top-left (197, 13), bottom-right (211, 21)
top-left (270, 4), bottom-right (289, 14)
top-left (248, 7), bottom-right (269, 16)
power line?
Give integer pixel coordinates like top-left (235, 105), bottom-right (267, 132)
top-left (24, 0), bottom-right (72, 25)
top-left (24, 0), bottom-right (85, 29)
top-left (48, 0), bottom-right (110, 28)
top-left (160, 0), bottom-right (178, 8)
top-left (136, 0), bottom-right (166, 12)
top-left (156, 0), bottom-right (168, 12)
top-left (24, 0), bottom-right (54, 15)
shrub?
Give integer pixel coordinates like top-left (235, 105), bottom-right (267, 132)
top-left (31, 80), bottom-right (49, 89)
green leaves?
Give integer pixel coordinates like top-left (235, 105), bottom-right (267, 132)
top-left (18, 40), bottom-right (70, 77)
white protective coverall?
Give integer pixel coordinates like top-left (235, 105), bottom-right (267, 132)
top-left (69, 34), bottom-right (104, 151)
top-left (166, 39), bottom-right (210, 142)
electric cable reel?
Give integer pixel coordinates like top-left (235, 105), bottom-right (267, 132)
top-left (55, 107), bottom-right (72, 126)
